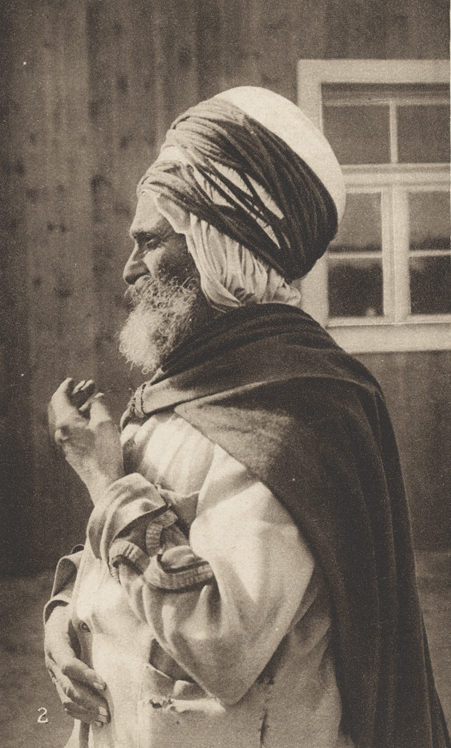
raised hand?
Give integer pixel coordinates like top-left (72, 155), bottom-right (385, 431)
top-left (49, 378), bottom-right (124, 502)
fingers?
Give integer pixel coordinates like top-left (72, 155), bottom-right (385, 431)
top-left (48, 378), bottom-right (74, 439)
top-left (51, 669), bottom-right (110, 724)
top-left (60, 658), bottom-right (106, 693)
top-left (87, 394), bottom-right (114, 428)
top-left (71, 380), bottom-right (96, 410)
top-left (45, 605), bottom-right (110, 724)
top-left (52, 377), bottom-right (76, 408)
top-left (45, 607), bottom-right (106, 693)
top-left (50, 378), bottom-right (100, 444)
top-left (50, 378), bottom-right (85, 437)
top-left (47, 656), bottom-right (109, 724)
top-left (46, 650), bottom-right (106, 693)
top-left (51, 378), bottom-right (97, 419)
top-left (51, 379), bottom-right (109, 425)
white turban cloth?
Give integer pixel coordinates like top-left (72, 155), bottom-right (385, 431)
top-left (139, 86), bottom-right (346, 313)
top-left (153, 163), bottom-right (302, 313)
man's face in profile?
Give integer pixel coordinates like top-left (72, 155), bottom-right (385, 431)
top-left (124, 191), bottom-right (194, 290)
top-left (119, 191), bottom-right (212, 375)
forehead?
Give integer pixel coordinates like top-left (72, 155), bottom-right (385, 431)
top-left (129, 190), bottom-right (169, 237)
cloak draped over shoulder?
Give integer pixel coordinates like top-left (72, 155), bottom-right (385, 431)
top-left (123, 304), bottom-right (449, 748)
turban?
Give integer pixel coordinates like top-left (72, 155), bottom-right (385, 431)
top-left (138, 87), bottom-right (345, 310)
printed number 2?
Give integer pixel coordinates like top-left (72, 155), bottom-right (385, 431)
top-left (38, 707), bottom-right (48, 724)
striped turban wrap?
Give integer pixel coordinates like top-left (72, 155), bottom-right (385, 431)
top-left (138, 87), bottom-right (346, 312)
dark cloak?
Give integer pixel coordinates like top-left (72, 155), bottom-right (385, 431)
top-left (124, 303), bottom-right (449, 748)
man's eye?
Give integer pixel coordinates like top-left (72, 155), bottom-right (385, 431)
top-left (143, 239), bottom-right (160, 253)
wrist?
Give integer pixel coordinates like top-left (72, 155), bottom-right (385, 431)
top-left (86, 469), bottom-right (125, 505)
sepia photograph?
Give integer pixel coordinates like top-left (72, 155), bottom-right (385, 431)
top-left (0, 1), bottom-right (450, 747)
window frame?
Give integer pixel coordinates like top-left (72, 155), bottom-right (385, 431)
top-left (297, 59), bottom-right (450, 353)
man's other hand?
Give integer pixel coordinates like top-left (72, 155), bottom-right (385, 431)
top-left (45, 605), bottom-right (110, 725)
top-left (49, 378), bottom-right (124, 502)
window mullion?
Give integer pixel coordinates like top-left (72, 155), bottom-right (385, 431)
top-left (391, 188), bottom-right (410, 322)
top-left (382, 188), bottom-right (395, 322)
top-left (389, 100), bottom-right (398, 163)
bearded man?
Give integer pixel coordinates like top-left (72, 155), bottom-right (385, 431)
top-left (45, 87), bottom-right (449, 748)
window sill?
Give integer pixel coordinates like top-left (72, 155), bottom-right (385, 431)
top-left (327, 321), bottom-right (451, 353)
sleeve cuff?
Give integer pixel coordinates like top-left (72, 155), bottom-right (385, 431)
top-left (109, 539), bottom-right (150, 574)
top-left (44, 593), bottom-right (70, 623)
top-left (87, 474), bottom-right (169, 561)
top-left (109, 510), bottom-right (215, 591)
top-left (110, 539), bottom-right (215, 590)
top-left (143, 552), bottom-right (215, 590)
top-left (88, 474), bottom-right (215, 591)
top-left (50, 550), bottom-right (84, 597)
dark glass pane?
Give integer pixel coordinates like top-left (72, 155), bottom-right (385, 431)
top-left (323, 105), bottom-right (390, 164)
top-left (329, 193), bottom-right (381, 253)
top-left (323, 83), bottom-right (449, 101)
top-left (409, 192), bottom-right (450, 250)
top-left (398, 105), bottom-right (450, 163)
top-left (410, 256), bottom-right (451, 314)
top-left (328, 259), bottom-right (383, 317)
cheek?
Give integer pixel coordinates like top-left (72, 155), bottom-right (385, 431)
top-left (160, 238), bottom-right (199, 281)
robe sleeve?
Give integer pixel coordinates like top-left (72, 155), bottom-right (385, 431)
top-left (86, 444), bottom-right (315, 705)
top-left (43, 548), bottom-right (84, 622)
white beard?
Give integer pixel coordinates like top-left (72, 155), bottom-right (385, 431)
top-left (119, 273), bottom-right (211, 376)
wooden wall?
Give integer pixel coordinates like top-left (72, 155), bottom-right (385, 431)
top-left (0, 0), bottom-right (449, 574)
top-left (359, 351), bottom-right (451, 551)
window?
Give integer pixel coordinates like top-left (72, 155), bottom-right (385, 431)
top-left (298, 61), bottom-right (450, 352)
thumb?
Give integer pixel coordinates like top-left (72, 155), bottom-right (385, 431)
top-left (59, 657), bottom-right (107, 692)
top-left (87, 394), bottom-right (114, 427)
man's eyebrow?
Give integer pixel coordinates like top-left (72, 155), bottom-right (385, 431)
top-left (129, 221), bottom-right (173, 242)
top-left (129, 229), bottom-right (156, 242)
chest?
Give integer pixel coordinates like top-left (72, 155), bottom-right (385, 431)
top-left (121, 411), bottom-right (215, 497)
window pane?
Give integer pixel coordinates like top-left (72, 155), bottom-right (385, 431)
top-left (329, 193), bottom-right (381, 253)
top-left (323, 82), bottom-right (449, 102)
top-left (323, 105), bottom-right (390, 164)
top-left (328, 259), bottom-right (383, 317)
top-left (409, 192), bottom-right (450, 250)
top-left (398, 105), bottom-right (450, 163)
top-left (410, 256), bottom-right (451, 314)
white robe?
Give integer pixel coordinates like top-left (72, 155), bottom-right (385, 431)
top-left (49, 410), bottom-right (354, 748)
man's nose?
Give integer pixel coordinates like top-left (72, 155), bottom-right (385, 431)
top-left (123, 246), bottom-right (148, 285)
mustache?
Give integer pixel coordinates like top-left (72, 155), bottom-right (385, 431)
top-left (124, 273), bottom-right (199, 308)
top-left (123, 275), bottom-right (152, 307)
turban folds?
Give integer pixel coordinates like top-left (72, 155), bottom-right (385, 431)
top-left (138, 88), bottom-right (345, 286)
